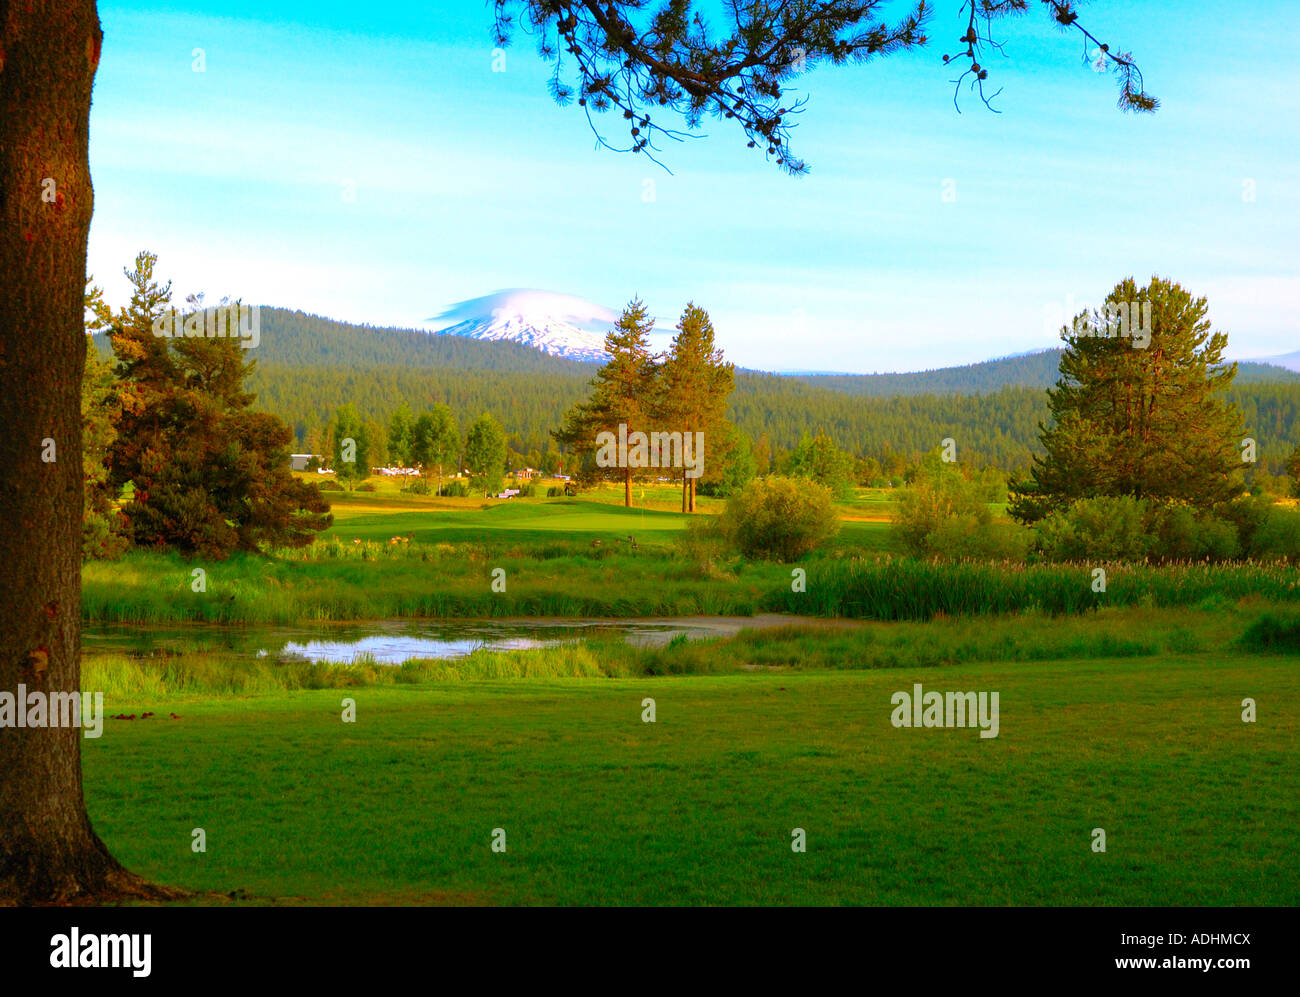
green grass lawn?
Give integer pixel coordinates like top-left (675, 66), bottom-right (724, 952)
top-left (326, 494), bottom-right (693, 546)
top-left (83, 649), bottom-right (1299, 905)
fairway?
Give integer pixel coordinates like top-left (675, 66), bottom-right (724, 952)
top-left (83, 651), bottom-right (1299, 906)
top-left (327, 494), bottom-right (694, 546)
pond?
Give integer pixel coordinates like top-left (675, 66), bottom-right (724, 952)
top-left (84, 615), bottom-right (837, 665)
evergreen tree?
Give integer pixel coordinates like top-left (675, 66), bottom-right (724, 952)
top-left (105, 257), bottom-right (331, 555)
top-left (497, 1), bottom-right (1154, 176)
top-left (1011, 276), bottom-right (1246, 522)
top-left (1288, 443), bottom-right (1300, 494)
top-left (554, 299), bottom-right (658, 507)
top-left (656, 303), bottom-right (735, 512)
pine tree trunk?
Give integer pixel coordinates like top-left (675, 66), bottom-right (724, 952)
top-left (681, 473), bottom-right (688, 512)
top-left (689, 477), bottom-right (696, 513)
top-left (624, 465), bottom-right (632, 508)
top-left (0, 2), bottom-right (174, 905)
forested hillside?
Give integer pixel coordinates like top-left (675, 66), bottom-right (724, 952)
top-left (91, 307), bottom-right (594, 373)
top-left (91, 308), bottom-right (1300, 474)
top-left (795, 349), bottom-right (1300, 395)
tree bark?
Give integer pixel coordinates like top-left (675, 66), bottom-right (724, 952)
top-left (0, 1), bottom-right (173, 905)
top-left (624, 464), bottom-right (631, 508)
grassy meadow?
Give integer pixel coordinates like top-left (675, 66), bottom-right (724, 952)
top-left (84, 649), bottom-right (1298, 905)
top-left (79, 474), bottom-right (1300, 905)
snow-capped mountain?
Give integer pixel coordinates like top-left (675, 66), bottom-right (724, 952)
top-left (424, 289), bottom-right (615, 363)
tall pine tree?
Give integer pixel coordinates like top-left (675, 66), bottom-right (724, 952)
top-left (555, 299), bottom-right (658, 507)
top-left (1011, 276), bottom-right (1246, 522)
top-left (656, 303), bottom-right (735, 512)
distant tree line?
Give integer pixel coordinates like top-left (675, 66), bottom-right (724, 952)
top-left (113, 306), bottom-right (1296, 483)
top-left (318, 401), bottom-right (511, 496)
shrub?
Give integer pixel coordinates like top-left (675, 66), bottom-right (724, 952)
top-left (1239, 613), bottom-right (1300, 653)
top-left (1035, 495), bottom-right (1153, 561)
top-left (1251, 507), bottom-right (1300, 562)
top-left (402, 480), bottom-right (430, 495)
top-left (926, 514), bottom-right (1031, 561)
top-left (318, 479), bottom-right (344, 492)
top-left (439, 481), bottom-right (469, 497)
top-left (894, 457), bottom-right (1021, 559)
top-left (717, 476), bottom-right (839, 561)
top-left (1036, 494), bottom-right (1281, 562)
top-left (547, 486), bottom-right (564, 497)
top-left (1219, 492), bottom-right (1274, 555)
top-left (1147, 504), bottom-right (1239, 561)
top-left (518, 483), bottom-right (537, 497)
top-left (356, 482), bottom-right (377, 492)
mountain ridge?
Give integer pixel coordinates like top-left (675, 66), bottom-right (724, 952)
top-left (91, 307), bottom-right (1300, 394)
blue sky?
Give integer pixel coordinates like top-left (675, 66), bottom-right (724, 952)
top-left (89, 1), bottom-right (1298, 372)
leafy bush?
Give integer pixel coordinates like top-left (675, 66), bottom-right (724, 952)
top-left (1147, 504), bottom-right (1239, 561)
top-left (894, 456), bottom-right (1022, 559)
top-left (717, 476), bottom-right (839, 561)
top-left (318, 479), bottom-right (344, 491)
top-left (1035, 493), bottom-right (1289, 562)
top-left (547, 486), bottom-right (564, 497)
top-left (356, 482), bottom-right (377, 492)
top-left (518, 483), bottom-right (537, 497)
top-left (402, 480), bottom-right (430, 495)
top-left (1251, 507), bottom-right (1300, 562)
top-left (438, 481), bottom-right (469, 497)
top-left (1034, 495), bottom-right (1153, 561)
top-left (925, 515), bottom-right (1031, 561)
top-left (1218, 492), bottom-right (1274, 555)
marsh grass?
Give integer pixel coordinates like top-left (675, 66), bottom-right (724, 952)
top-left (82, 604), bottom-right (1280, 696)
top-left (779, 556), bottom-right (1300, 620)
top-left (84, 543), bottom-right (1300, 626)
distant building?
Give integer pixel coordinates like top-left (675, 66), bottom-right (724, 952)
top-left (289, 454), bottom-right (320, 471)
